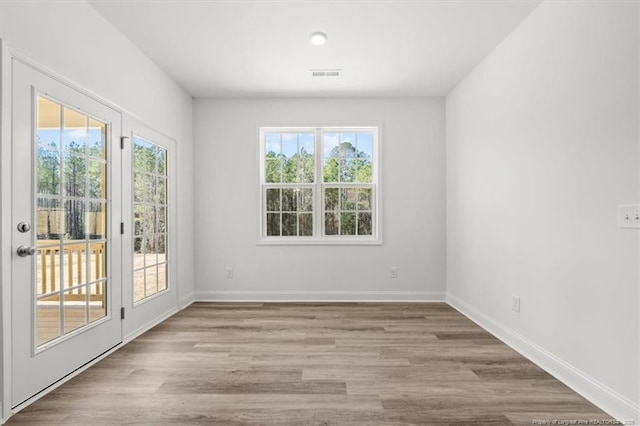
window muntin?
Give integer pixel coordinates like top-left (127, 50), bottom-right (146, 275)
top-left (322, 131), bottom-right (373, 183)
top-left (265, 132), bottom-right (315, 184)
top-left (323, 187), bottom-right (373, 236)
top-left (265, 187), bottom-right (314, 237)
top-left (260, 127), bottom-right (379, 243)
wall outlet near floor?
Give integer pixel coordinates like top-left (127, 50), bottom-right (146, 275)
top-left (225, 267), bottom-right (234, 278)
top-left (390, 267), bottom-right (398, 279)
top-left (512, 295), bottom-right (520, 313)
top-left (618, 204), bottom-right (640, 229)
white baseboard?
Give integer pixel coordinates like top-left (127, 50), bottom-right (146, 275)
top-left (195, 290), bottom-right (446, 302)
top-left (123, 307), bottom-right (179, 343)
top-left (180, 292), bottom-right (195, 309)
top-left (446, 293), bottom-right (640, 424)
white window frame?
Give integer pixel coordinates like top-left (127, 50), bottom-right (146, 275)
top-left (258, 126), bottom-right (381, 245)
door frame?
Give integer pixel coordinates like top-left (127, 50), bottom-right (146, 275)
top-left (0, 41), bottom-right (182, 422)
top-left (1, 38), bottom-right (14, 423)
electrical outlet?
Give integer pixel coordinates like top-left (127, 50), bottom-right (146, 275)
top-left (225, 267), bottom-right (233, 279)
top-left (618, 204), bottom-right (640, 229)
top-left (512, 295), bottom-right (520, 313)
top-left (390, 267), bottom-right (398, 279)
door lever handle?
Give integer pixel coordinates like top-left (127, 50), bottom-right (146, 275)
top-left (17, 246), bottom-right (37, 257)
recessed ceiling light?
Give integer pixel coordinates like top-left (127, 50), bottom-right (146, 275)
top-left (310, 32), bottom-right (327, 46)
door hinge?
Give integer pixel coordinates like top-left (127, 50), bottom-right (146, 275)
top-left (120, 136), bottom-right (129, 149)
top-left (121, 307), bottom-right (125, 320)
top-left (120, 222), bottom-right (125, 234)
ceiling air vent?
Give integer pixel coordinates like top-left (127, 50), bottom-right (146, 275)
top-left (311, 69), bottom-right (342, 78)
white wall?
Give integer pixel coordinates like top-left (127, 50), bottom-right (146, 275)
top-left (194, 98), bottom-right (445, 301)
top-left (0, 0), bottom-right (194, 418)
top-left (447, 0), bottom-right (639, 422)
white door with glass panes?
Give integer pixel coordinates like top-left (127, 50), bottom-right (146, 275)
top-left (11, 60), bottom-right (123, 407)
top-left (121, 117), bottom-right (177, 339)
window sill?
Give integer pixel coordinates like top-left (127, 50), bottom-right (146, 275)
top-left (257, 238), bottom-right (382, 246)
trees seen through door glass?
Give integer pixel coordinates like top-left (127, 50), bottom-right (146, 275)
top-left (133, 135), bottom-right (168, 303)
top-left (35, 96), bottom-right (107, 347)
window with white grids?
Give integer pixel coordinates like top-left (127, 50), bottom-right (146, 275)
top-left (259, 127), bottom-right (379, 244)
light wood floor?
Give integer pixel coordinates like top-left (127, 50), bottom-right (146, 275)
top-left (8, 303), bottom-right (615, 425)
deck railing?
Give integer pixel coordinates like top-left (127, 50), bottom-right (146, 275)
top-left (37, 241), bottom-right (105, 302)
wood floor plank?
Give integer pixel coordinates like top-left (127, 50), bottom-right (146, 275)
top-left (7, 302), bottom-right (617, 425)
top-left (157, 380), bottom-right (347, 395)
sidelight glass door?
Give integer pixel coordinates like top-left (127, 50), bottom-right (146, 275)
top-left (132, 135), bottom-right (169, 303)
top-left (121, 117), bottom-right (177, 340)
